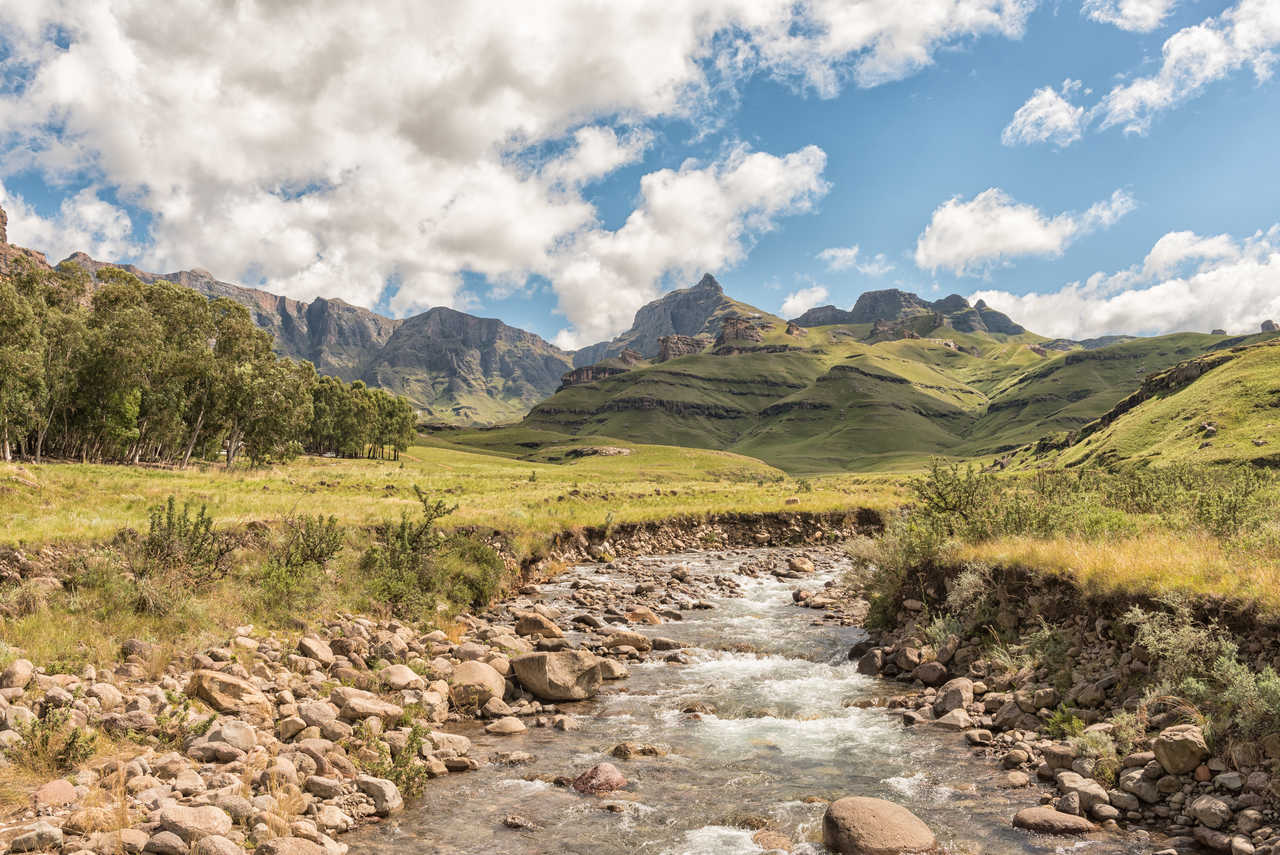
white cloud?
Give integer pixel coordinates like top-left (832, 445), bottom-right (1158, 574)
top-left (549, 144), bottom-right (830, 348)
top-left (971, 225), bottom-right (1280, 338)
top-left (0, 183), bottom-right (140, 264)
top-left (1001, 80), bottom-right (1086, 146)
top-left (914, 187), bottom-right (1136, 276)
top-left (817, 244), bottom-right (896, 275)
top-left (781, 284), bottom-right (830, 318)
top-left (1096, 0), bottom-right (1280, 134)
top-left (0, 0), bottom-right (1036, 342)
top-left (1082, 0), bottom-right (1177, 32)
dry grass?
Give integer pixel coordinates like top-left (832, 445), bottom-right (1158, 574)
top-left (958, 531), bottom-right (1280, 611)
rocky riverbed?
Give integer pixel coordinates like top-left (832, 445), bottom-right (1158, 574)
top-left (0, 540), bottom-right (1201, 855)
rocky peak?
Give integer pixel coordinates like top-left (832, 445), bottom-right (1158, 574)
top-left (714, 316), bottom-right (765, 348)
top-left (790, 288), bottom-right (1025, 337)
top-left (656, 335), bottom-right (708, 362)
top-left (691, 273), bottom-right (723, 293)
top-left (848, 289), bottom-right (932, 324)
top-left (0, 204), bottom-right (7, 245)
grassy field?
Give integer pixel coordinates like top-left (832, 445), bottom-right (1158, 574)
top-left (0, 440), bottom-right (901, 548)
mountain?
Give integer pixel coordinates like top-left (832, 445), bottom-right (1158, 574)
top-left (58, 252), bottom-right (574, 423)
top-left (360, 307), bottom-right (572, 423)
top-left (494, 286), bottom-right (1277, 472)
top-left (572, 274), bottom-right (777, 367)
top-left (791, 288), bottom-right (1025, 335)
top-left (61, 253), bottom-right (401, 381)
top-left (1013, 336), bottom-right (1280, 469)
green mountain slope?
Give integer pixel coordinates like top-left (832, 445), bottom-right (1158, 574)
top-left (1011, 338), bottom-right (1280, 468)
top-left (508, 287), bottom-right (1278, 472)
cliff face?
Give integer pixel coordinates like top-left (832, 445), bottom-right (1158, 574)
top-left (55, 248), bottom-right (569, 423)
top-left (360, 307), bottom-right (572, 422)
top-left (573, 274), bottom-right (745, 366)
top-left (790, 290), bottom-right (1025, 336)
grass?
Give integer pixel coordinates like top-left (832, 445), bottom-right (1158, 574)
top-left (0, 441), bottom-right (901, 548)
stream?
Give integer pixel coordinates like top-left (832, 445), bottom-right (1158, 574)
top-left (347, 548), bottom-right (1155, 854)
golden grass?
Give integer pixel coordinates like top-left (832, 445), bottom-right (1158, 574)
top-left (0, 442), bottom-right (902, 547)
top-left (958, 530), bottom-right (1280, 611)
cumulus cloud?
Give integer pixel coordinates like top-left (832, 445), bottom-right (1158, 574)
top-left (1082, 0), bottom-right (1177, 32)
top-left (971, 225), bottom-right (1280, 338)
top-left (914, 188), bottom-right (1136, 276)
top-left (817, 244), bottom-right (895, 275)
top-left (0, 183), bottom-right (140, 264)
top-left (0, 0), bottom-right (1035, 344)
top-left (781, 284), bottom-right (830, 318)
top-left (1010, 0), bottom-right (1279, 144)
top-left (1096, 0), bottom-right (1280, 134)
top-left (1001, 80), bottom-right (1086, 146)
top-left (549, 144), bottom-right (830, 347)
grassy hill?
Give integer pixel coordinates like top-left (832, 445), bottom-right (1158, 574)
top-left (504, 300), bottom-right (1278, 472)
top-left (1009, 338), bottom-right (1280, 469)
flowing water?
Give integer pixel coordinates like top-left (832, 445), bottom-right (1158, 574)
top-left (348, 549), bottom-right (1156, 855)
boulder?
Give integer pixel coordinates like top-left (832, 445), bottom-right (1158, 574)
top-left (1, 659), bottom-right (34, 690)
top-left (515, 612), bottom-right (563, 638)
top-left (822, 797), bottom-right (937, 854)
top-left (1189, 795), bottom-right (1232, 829)
top-left (8, 822), bottom-right (61, 853)
top-left (193, 837), bottom-right (243, 855)
top-left (255, 838), bottom-right (327, 855)
top-left (1153, 724), bottom-right (1209, 775)
top-left (380, 663), bottom-right (425, 691)
top-left (1012, 807), bottom-right (1097, 835)
top-left (511, 651), bottom-right (602, 701)
top-left (932, 678), bottom-right (973, 715)
top-left (572, 762), bottom-right (627, 795)
top-left (157, 805), bottom-right (233, 842)
top-left (603, 631), bottom-right (652, 652)
top-left (449, 660), bottom-right (506, 710)
top-left (188, 670), bottom-right (273, 724)
top-left (297, 637), bottom-right (335, 666)
top-left (356, 775), bottom-right (404, 816)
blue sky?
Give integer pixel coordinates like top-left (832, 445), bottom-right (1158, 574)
top-left (2, 0), bottom-right (1278, 346)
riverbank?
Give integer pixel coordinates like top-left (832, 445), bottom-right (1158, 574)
top-left (851, 558), bottom-right (1280, 854)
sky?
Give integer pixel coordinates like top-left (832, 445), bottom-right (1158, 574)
top-left (0, 0), bottom-right (1278, 348)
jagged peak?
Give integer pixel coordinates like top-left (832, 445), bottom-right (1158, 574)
top-left (691, 273), bottom-right (722, 293)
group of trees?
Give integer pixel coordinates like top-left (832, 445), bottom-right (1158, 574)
top-left (0, 261), bottom-right (416, 466)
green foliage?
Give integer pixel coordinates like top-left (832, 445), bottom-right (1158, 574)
top-left (1109, 711), bottom-right (1144, 757)
top-left (1045, 706), bottom-right (1085, 739)
top-left (360, 487), bottom-right (503, 618)
top-left (140, 497), bottom-right (231, 581)
top-left (357, 723), bottom-right (431, 799)
top-left (7, 706), bottom-right (96, 775)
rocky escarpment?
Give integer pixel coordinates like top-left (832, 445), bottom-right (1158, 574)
top-left (851, 561), bottom-right (1280, 853)
top-left (791, 290), bottom-right (1025, 336)
top-left (0, 207), bottom-right (52, 277)
top-left (656, 335), bottom-right (709, 362)
top-left (573, 274), bottom-right (771, 367)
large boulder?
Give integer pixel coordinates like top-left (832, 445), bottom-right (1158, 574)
top-left (157, 805), bottom-right (233, 843)
top-left (572, 762), bottom-right (626, 795)
top-left (188, 671), bottom-right (273, 724)
top-left (1012, 807), bottom-right (1097, 835)
top-left (511, 651), bottom-right (603, 701)
top-left (514, 612), bottom-right (563, 638)
top-left (449, 660), bottom-right (506, 710)
top-left (822, 797), bottom-right (937, 854)
top-left (1153, 724), bottom-right (1209, 775)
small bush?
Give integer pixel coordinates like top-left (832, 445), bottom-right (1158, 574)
top-left (1045, 706), bottom-right (1085, 739)
top-left (6, 706), bottom-right (96, 776)
top-left (260, 514), bottom-right (344, 607)
top-left (139, 497), bottom-right (231, 580)
top-left (358, 723), bottom-right (431, 798)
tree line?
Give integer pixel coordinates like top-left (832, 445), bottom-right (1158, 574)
top-left (0, 261), bottom-right (416, 465)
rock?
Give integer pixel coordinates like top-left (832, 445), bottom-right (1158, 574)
top-left (822, 797), bottom-right (937, 854)
top-left (339, 692), bottom-right (403, 722)
top-left (255, 838), bottom-right (327, 855)
top-left (207, 718), bottom-right (257, 752)
top-left (787, 556), bottom-right (815, 573)
top-left (599, 659), bottom-right (629, 680)
top-left (912, 661), bottom-right (948, 686)
top-left (611, 741), bottom-right (669, 759)
top-left (449, 660), bottom-right (506, 710)
top-left (188, 670), bottom-right (273, 724)
top-left (297, 637), bottom-right (335, 666)
top-left (157, 805), bottom-right (233, 842)
top-left (931, 708), bottom-right (971, 731)
top-left (511, 651), bottom-right (602, 701)
top-left (603, 631), bottom-right (652, 653)
top-left (1055, 770), bottom-right (1109, 812)
top-left (503, 814), bottom-right (541, 830)
top-left (932, 678), bottom-right (973, 715)
top-left (1153, 724), bottom-right (1209, 775)
top-left (380, 663), bottom-right (425, 691)
top-left (192, 836), bottom-right (243, 855)
top-left (572, 762), bottom-right (627, 795)
top-left (88, 682), bottom-right (124, 711)
top-left (356, 775), bottom-right (404, 816)
top-left (753, 829), bottom-right (793, 851)
top-left (1189, 795), bottom-right (1232, 829)
top-left (1011, 807), bottom-right (1097, 835)
top-left (8, 821), bottom-right (61, 852)
top-left (515, 612), bottom-right (563, 638)
top-left (1, 658), bottom-right (33, 690)
top-left (145, 831), bottom-right (189, 854)
top-left (33, 777), bottom-right (77, 808)
top-left (485, 716), bottom-right (527, 735)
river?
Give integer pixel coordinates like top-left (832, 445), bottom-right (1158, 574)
top-left (347, 548), bottom-right (1155, 854)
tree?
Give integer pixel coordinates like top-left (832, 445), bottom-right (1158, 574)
top-left (0, 279), bottom-right (44, 461)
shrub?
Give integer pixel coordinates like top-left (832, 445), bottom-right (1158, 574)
top-left (357, 723), bottom-right (431, 798)
top-left (6, 706), bottom-right (96, 775)
top-left (1046, 706), bottom-right (1085, 739)
top-left (140, 497), bottom-right (231, 579)
top-left (260, 514), bottom-right (344, 607)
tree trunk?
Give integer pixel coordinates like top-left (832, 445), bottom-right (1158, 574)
top-left (181, 404), bottom-right (206, 469)
top-left (2, 424), bottom-right (10, 463)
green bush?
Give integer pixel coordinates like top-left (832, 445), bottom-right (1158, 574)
top-left (7, 706), bottom-right (96, 775)
top-left (137, 496), bottom-right (232, 583)
top-left (260, 514), bottom-right (345, 607)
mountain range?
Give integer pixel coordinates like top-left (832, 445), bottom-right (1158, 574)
top-left (4, 204), bottom-right (1277, 470)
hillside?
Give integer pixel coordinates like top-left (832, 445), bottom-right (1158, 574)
top-left (509, 287), bottom-right (1277, 472)
top-left (1010, 338), bottom-right (1280, 468)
